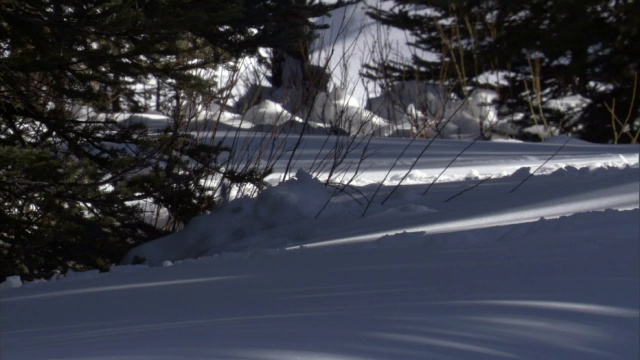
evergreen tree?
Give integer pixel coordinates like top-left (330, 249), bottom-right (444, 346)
top-left (0, 0), bottom-right (335, 281)
top-left (265, 1), bottom-right (357, 91)
top-left (366, 0), bottom-right (639, 142)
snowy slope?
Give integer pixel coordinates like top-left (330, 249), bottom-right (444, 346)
top-left (2, 2), bottom-right (639, 358)
top-left (118, 135), bottom-right (639, 265)
top-left (1, 136), bottom-right (638, 360)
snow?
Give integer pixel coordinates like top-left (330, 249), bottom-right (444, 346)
top-left (244, 100), bottom-right (303, 127)
top-left (0, 276), bottom-right (22, 290)
top-left (2, 3), bottom-right (640, 359)
top-left (1, 134), bottom-right (638, 359)
top-left (118, 137), bottom-right (638, 265)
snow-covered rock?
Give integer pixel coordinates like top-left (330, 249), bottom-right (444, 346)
top-left (243, 100), bottom-right (303, 126)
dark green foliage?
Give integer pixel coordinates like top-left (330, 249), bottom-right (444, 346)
top-left (366, 0), bottom-right (639, 142)
top-left (0, 144), bottom-right (164, 278)
top-left (0, 0), bottom-right (334, 281)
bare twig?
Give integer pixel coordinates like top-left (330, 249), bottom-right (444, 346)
top-left (444, 175), bottom-right (492, 203)
top-left (510, 135), bottom-right (571, 193)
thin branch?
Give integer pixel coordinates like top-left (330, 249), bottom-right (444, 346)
top-left (444, 175), bottom-right (492, 203)
top-left (510, 135), bottom-right (571, 193)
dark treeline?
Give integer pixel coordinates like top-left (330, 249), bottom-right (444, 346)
top-left (366, 0), bottom-right (639, 143)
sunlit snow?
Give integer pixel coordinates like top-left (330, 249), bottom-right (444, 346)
top-left (2, 133), bottom-right (638, 359)
top-left (1, 2), bottom-right (639, 359)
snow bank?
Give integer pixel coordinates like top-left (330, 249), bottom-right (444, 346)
top-left (0, 276), bottom-right (22, 290)
top-left (121, 169), bottom-right (335, 265)
top-left (122, 153), bottom-right (639, 266)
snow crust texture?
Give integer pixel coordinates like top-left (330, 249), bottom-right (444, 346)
top-left (2, 2), bottom-right (640, 358)
top-left (2, 135), bottom-right (638, 360)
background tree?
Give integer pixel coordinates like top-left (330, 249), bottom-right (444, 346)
top-left (0, 0), bottom-right (336, 281)
top-left (263, 1), bottom-right (357, 94)
top-left (366, 0), bottom-right (639, 143)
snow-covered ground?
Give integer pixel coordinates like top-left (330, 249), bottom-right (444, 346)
top-left (2, 2), bottom-right (639, 358)
top-left (1, 134), bottom-right (638, 359)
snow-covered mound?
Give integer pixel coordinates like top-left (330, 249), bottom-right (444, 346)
top-left (121, 169), bottom-right (336, 265)
top-left (121, 136), bottom-right (639, 266)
